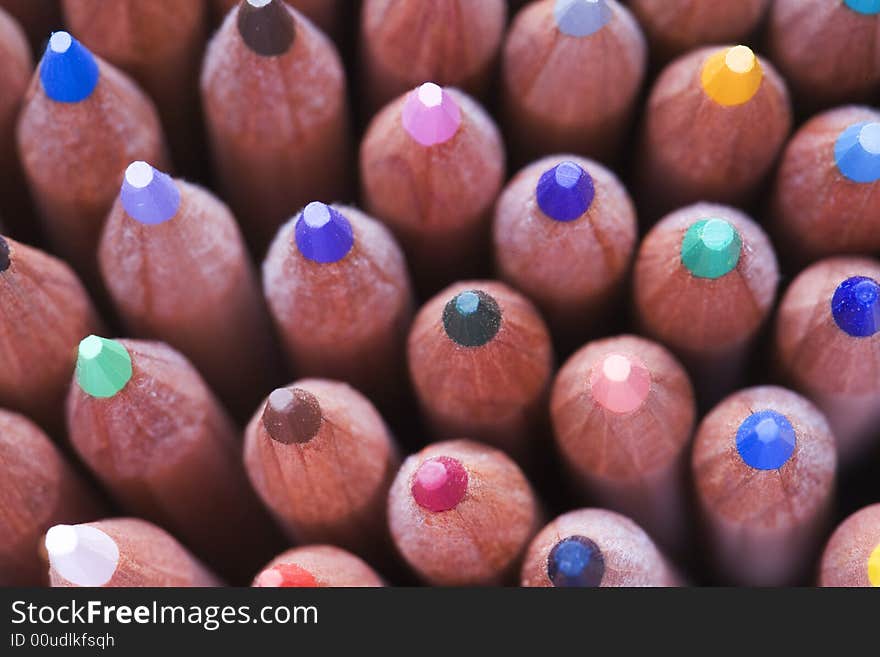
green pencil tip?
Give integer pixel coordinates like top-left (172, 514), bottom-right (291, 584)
top-left (680, 218), bottom-right (742, 279)
top-left (75, 335), bottom-right (132, 398)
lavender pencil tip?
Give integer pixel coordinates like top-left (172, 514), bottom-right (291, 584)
top-left (120, 162), bottom-right (181, 225)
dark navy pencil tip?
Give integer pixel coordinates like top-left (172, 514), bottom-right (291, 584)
top-left (39, 31), bottom-right (99, 103)
top-left (294, 202), bottom-right (354, 264)
top-left (547, 535), bottom-right (605, 587)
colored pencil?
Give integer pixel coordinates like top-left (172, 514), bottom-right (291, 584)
top-left (0, 235), bottom-right (102, 434)
top-left (819, 504), bottom-right (880, 587)
top-left (771, 106), bottom-right (880, 265)
top-left (253, 545), bottom-right (384, 587)
top-left (0, 8), bottom-right (34, 241)
top-left (387, 439), bottom-right (540, 586)
top-left (637, 44), bottom-right (791, 219)
top-left (213, 0), bottom-right (344, 40)
top-left (633, 203), bottom-right (779, 404)
top-left (201, 0), bottom-right (351, 251)
top-left (691, 386), bottom-right (836, 586)
top-left (520, 508), bottom-right (682, 587)
top-left (767, 0), bottom-right (880, 110)
top-left (628, 0), bottom-right (770, 64)
top-left (263, 202), bottom-right (413, 405)
top-left (550, 335), bottom-right (696, 552)
top-left (65, 336), bottom-right (282, 581)
top-left (407, 281), bottom-right (554, 460)
top-left (98, 161), bottom-right (280, 418)
top-left (501, 0), bottom-right (647, 164)
top-left (16, 31), bottom-right (169, 285)
top-left (774, 257), bottom-right (880, 465)
top-left (62, 0), bottom-right (208, 177)
top-left (492, 154), bottom-right (637, 339)
top-left (244, 379), bottom-right (399, 560)
top-left (46, 518), bottom-right (222, 587)
top-left (360, 82), bottom-right (505, 292)
top-left (0, 410), bottom-right (104, 586)
top-left (0, 0), bottom-right (61, 51)
top-left (359, 0), bottom-right (507, 114)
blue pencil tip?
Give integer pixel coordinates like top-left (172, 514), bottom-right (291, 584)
top-left (736, 410), bottom-right (797, 471)
top-left (547, 536), bottom-right (605, 587)
top-left (120, 162), bottom-right (180, 225)
top-left (294, 202), bottom-right (354, 264)
top-left (834, 122), bottom-right (880, 184)
top-left (535, 161), bottom-right (595, 222)
top-left (39, 31), bottom-right (99, 103)
top-left (831, 276), bottom-right (880, 337)
top-left (844, 0), bottom-right (880, 15)
top-left (554, 0), bottom-right (612, 37)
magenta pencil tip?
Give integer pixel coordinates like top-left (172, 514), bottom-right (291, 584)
top-left (401, 83), bottom-right (462, 147)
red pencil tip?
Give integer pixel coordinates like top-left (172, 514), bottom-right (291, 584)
top-left (261, 387), bottom-right (322, 444)
top-left (411, 456), bottom-right (468, 512)
top-left (254, 562), bottom-right (318, 587)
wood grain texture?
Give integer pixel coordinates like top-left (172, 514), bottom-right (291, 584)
top-left (691, 386), bottom-right (836, 586)
top-left (388, 439), bottom-right (540, 586)
top-left (819, 503), bottom-right (880, 587)
top-left (502, 0), bottom-right (646, 164)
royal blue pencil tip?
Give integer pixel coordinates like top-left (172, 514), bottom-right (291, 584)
top-left (536, 161), bottom-right (595, 222)
top-left (831, 276), bottom-right (880, 337)
top-left (736, 410), bottom-right (797, 471)
top-left (554, 0), bottom-right (612, 37)
top-left (835, 122), bottom-right (880, 184)
top-left (844, 0), bottom-right (880, 15)
top-left (120, 162), bottom-right (180, 225)
top-left (294, 202), bottom-right (354, 264)
top-left (39, 31), bottom-right (99, 103)
top-left (547, 536), bottom-right (605, 587)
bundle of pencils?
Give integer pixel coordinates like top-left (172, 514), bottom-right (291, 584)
top-left (2, 0), bottom-right (880, 590)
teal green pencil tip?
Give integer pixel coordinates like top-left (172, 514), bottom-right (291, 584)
top-left (75, 335), bottom-right (132, 398)
top-left (680, 218), bottom-right (742, 279)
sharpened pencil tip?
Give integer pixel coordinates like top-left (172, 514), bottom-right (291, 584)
top-left (294, 202), bottom-right (354, 264)
top-left (40, 31), bottom-right (99, 103)
top-left (844, 0), bottom-right (880, 15)
top-left (75, 336), bottom-right (133, 398)
top-left (442, 290), bottom-right (502, 347)
top-left (735, 410), bottom-right (796, 471)
top-left (536, 161), bottom-right (595, 222)
top-left (834, 122), bottom-right (880, 183)
top-left (46, 524), bottom-right (119, 587)
top-left (401, 83), bottom-right (462, 147)
top-left (254, 563), bottom-right (318, 587)
top-left (0, 236), bottom-right (9, 272)
top-left (237, 0), bottom-right (295, 57)
top-left (261, 387), bottom-right (323, 444)
top-left (700, 45), bottom-right (762, 107)
top-left (680, 218), bottom-right (742, 279)
top-left (120, 162), bottom-right (180, 225)
top-left (831, 276), bottom-right (880, 337)
top-left (554, 0), bottom-right (612, 37)
top-left (411, 456), bottom-right (468, 512)
top-left (590, 353), bottom-right (651, 414)
top-left (547, 536), bottom-right (605, 587)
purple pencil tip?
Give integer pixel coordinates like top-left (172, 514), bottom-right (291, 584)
top-left (120, 162), bottom-right (180, 225)
top-left (294, 202), bottom-right (354, 264)
top-left (401, 83), bottom-right (462, 147)
top-left (554, 0), bottom-right (612, 37)
top-left (536, 161), bottom-right (595, 222)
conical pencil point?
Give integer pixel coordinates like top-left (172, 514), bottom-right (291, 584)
top-left (547, 535), bottom-right (605, 587)
top-left (254, 563), bottom-right (318, 587)
top-left (262, 387), bottom-right (323, 444)
top-left (294, 202), bottom-right (354, 264)
top-left (834, 122), bottom-right (880, 183)
top-left (45, 524), bottom-right (119, 587)
top-left (442, 290), bottom-right (502, 347)
top-left (590, 353), bottom-right (651, 414)
top-left (844, 0), bottom-right (880, 15)
top-left (75, 336), bottom-right (133, 398)
top-left (401, 82), bottom-right (462, 147)
top-left (39, 31), bottom-right (99, 103)
top-left (554, 0), bottom-right (612, 37)
top-left (0, 236), bottom-right (9, 272)
top-left (411, 456), bottom-right (468, 512)
top-left (680, 218), bottom-right (742, 279)
top-left (700, 45), bottom-right (762, 106)
top-left (869, 544), bottom-right (880, 586)
top-left (237, 0), bottom-right (295, 57)
top-left (536, 161), bottom-right (595, 222)
top-left (831, 276), bottom-right (880, 337)
top-left (120, 161), bottom-right (181, 225)
top-left (735, 410), bottom-right (797, 471)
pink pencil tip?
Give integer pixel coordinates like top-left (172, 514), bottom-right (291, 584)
top-left (401, 82), bottom-right (462, 147)
top-left (589, 353), bottom-right (651, 414)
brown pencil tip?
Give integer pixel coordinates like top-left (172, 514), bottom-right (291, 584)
top-left (237, 0), bottom-right (295, 57)
top-left (262, 387), bottom-right (322, 444)
top-left (0, 237), bottom-right (9, 272)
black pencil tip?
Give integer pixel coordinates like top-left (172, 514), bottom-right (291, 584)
top-left (262, 387), bottom-right (322, 444)
top-left (0, 237), bottom-right (10, 272)
top-left (442, 290), bottom-right (502, 348)
top-left (237, 0), bottom-right (295, 57)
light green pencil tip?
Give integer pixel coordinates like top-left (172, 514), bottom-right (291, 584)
top-left (680, 218), bottom-right (742, 279)
top-left (75, 335), bottom-right (132, 398)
